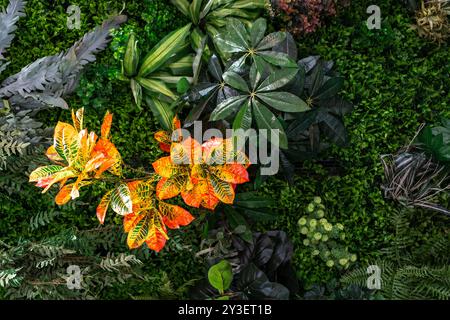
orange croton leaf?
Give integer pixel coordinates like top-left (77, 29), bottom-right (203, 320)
top-left (29, 108), bottom-right (123, 205)
top-left (114, 179), bottom-right (195, 251)
top-left (154, 115), bottom-right (182, 152)
top-left (152, 119), bottom-right (251, 210)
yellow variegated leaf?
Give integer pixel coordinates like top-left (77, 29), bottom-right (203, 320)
top-left (29, 165), bottom-right (65, 182)
top-left (46, 145), bottom-right (64, 162)
top-left (127, 178), bottom-right (157, 205)
top-left (156, 176), bottom-right (185, 200)
top-left (152, 156), bottom-right (180, 178)
top-left (127, 211), bottom-right (152, 249)
top-left (145, 214), bottom-right (168, 252)
top-left (71, 108), bottom-right (84, 132)
top-left (158, 201), bottom-right (194, 229)
top-left (73, 130), bottom-right (98, 170)
top-left (96, 190), bottom-right (113, 224)
top-left (110, 183), bottom-right (133, 215)
top-left (41, 169), bottom-right (78, 193)
top-left (209, 173), bottom-right (235, 204)
top-left (54, 122), bottom-right (80, 164)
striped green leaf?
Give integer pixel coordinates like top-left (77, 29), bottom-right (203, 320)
top-left (138, 23), bottom-right (192, 77)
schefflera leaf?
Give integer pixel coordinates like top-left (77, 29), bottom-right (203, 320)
top-left (98, 179), bottom-right (194, 251)
top-left (210, 65), bottom-right (310, 149)
top-left (183, 54), bottom-right (239, 124)
top-left (214, 17), bottom-right (297, 72)
top-left (170, 0), bottom-right (265, 60)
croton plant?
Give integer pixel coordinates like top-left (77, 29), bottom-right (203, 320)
top-left (29, 109), bottom-right (250, 252)
top-left (29, 14), bottom-right (353, 253)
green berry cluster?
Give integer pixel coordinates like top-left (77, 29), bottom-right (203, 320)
top-left (298, 197), bottom-right (357, 270)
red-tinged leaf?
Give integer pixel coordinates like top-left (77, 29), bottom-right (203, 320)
top-left (54, 181), bottom-right (91, 206)
top-left (181, 178), bottom-right (208, 208)
top-left (91, 139), bottom-right (122, 176)
top-left (152, 156), bottom-right (178, 178)
top-left (156, 176), bottom-right (184, 200)
top-left (145, 216), bottom-right (168, 252)
top-left (101, 111), bottom-right (113, 139)
top-left (158, 201), bottom-right (194, 229)
top-left (127, 212), bottom-right (151, 249)
top-left (29, 165), bottom-right (65, 182)
top-left (211, 163), bottom-right (249, 184)
top-left (55, 184), bottom-right (73, 205)
top-left (145, 228), bottom-right (167, 252)
top-left (40, 169), bottom-right (78, 193)
top-left (201, 191), bottom-right (220, 210)
top-left (155, 130), bottom-right (171, 145)
top-left (96, 190), bottom-right (112, 224)
top-left (159, 142), bottom-right (171, 153)
top-left (172, 115), bottom-right (181, 130)
top-left (124, 213), bottom-right (138, 233)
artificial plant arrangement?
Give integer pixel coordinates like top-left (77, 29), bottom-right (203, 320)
top-left (29, 110), bottom-right (251, 252)
top-left (0, 0), bottom-right (126, 168)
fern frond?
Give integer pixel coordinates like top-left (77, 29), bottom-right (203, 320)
top-left (29, 210), bottom-right (61, 231)
top-left (0, 0), bottom-right (26, 60)
top-left (99, 253), bottom-right (142, 272)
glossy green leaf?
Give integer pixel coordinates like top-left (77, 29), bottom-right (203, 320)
top-left (232, 100), bottom-right (252, 131)
top-left (170, 0), bottom-right (190, 16)
top-left (250, 18), bottom-right (266, 47)
top-left (123, 33), bottom-right (139, 77)
top-left (210, 95), bottom-right (247, 121)
top-left (208, 260), bottom-right (233, 294)
top-left (257, 68), bottom-right (298, 92)
top-left (223, 71), bottom-right (249, 92)
top-left (189, 0), bottom-right (203, 24)
top-left (258, 51), bottom-right (297, 68)
top-left (310, 60), bottom-right (325, 96)
top-left (257, 92), bottom-right (309, 113)
top-left (227, 18), bottom-right (250, 50)
top-left (130, 79), bottom-right (142, 108)
top-left (253, 100), bottom-right (288, 149)
top-left (256, 32), bottom-right (286, 50)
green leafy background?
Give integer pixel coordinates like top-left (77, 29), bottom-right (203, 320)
top-left (0, 0), bottom-right (448, 298)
